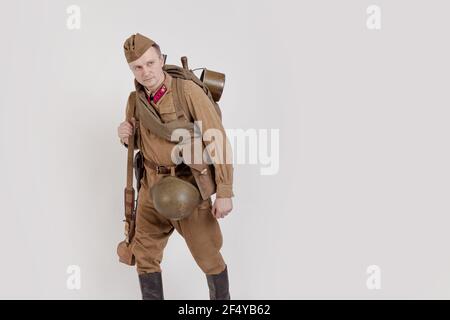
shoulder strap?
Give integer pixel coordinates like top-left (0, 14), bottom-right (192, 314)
top-left (172, 78), bottom-right (192, 122)
top-left (126, 92), bottom-right (137, 188)
top-left (135, 89), bottom-right (195, 141)
top-left (126, 92), bottom-right (138, 121)
top-left (124, 92), bottom-right (138, 244)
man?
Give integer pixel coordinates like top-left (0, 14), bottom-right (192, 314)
top-left (117, 33), bottom-right (234, 300)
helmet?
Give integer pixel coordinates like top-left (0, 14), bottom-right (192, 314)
top-left (151, 176), bottom-right (201, 220)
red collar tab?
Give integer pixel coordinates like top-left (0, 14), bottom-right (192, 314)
top-left (149, 84), bottom-right (167, 104)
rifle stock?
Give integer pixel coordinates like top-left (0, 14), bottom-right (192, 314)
top-left (117, 117), bottom-right (140, 266)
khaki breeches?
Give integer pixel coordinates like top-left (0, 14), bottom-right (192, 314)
top-left (131, 168), bottom-right (226, 275)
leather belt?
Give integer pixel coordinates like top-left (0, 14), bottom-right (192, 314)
top-left (144, 158), bottom-right (191, 176)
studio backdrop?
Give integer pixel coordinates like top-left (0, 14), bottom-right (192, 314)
top-left (1, 0), bottom-right (450, 299)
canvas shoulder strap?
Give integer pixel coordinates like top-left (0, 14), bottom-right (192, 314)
top-left (134, 89), bottom-right (196, 141)
top-left (124, 92), bottom-right (138, 243)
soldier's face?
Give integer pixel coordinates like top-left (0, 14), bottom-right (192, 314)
top-left (129, 47), bottom-right (164, 91)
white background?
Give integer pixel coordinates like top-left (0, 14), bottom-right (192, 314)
top-left (1, 0), bottom-right (449, 299)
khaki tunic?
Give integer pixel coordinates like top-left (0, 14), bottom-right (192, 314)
top-left (126, 71), bottom-right (234, 198)
top-left (123, 71), bottom-right (233, 275)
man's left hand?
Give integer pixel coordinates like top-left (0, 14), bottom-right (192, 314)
top-left (212, 198), bottom-right (233, 219)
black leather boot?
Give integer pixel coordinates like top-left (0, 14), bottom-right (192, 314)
top-left (206, 265), bottom-right (230, 300)
top-left (138, 272), bottom-right (164, 300)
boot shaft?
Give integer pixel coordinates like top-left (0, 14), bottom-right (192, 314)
top-left (206, 265), bottom-right (230, 300)
top-left (139, 272), bottom-right (164, 300)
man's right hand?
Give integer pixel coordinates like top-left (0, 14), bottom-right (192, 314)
top-left (117, 118), bottom-right (135, 145)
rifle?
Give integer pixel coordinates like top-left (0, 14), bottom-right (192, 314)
top-left (117, 102), bottom-right (142, 265)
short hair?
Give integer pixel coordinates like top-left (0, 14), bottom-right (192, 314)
top-left (152, 43), bottom-right (162, 57)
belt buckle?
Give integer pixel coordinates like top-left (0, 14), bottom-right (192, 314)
top-left (156, 165), bottom-right (177, 175)
top-left (156, 165), bottom-right (170, 175)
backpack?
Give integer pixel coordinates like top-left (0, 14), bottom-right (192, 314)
top-left (163, 56), bottom-right (224, 122)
